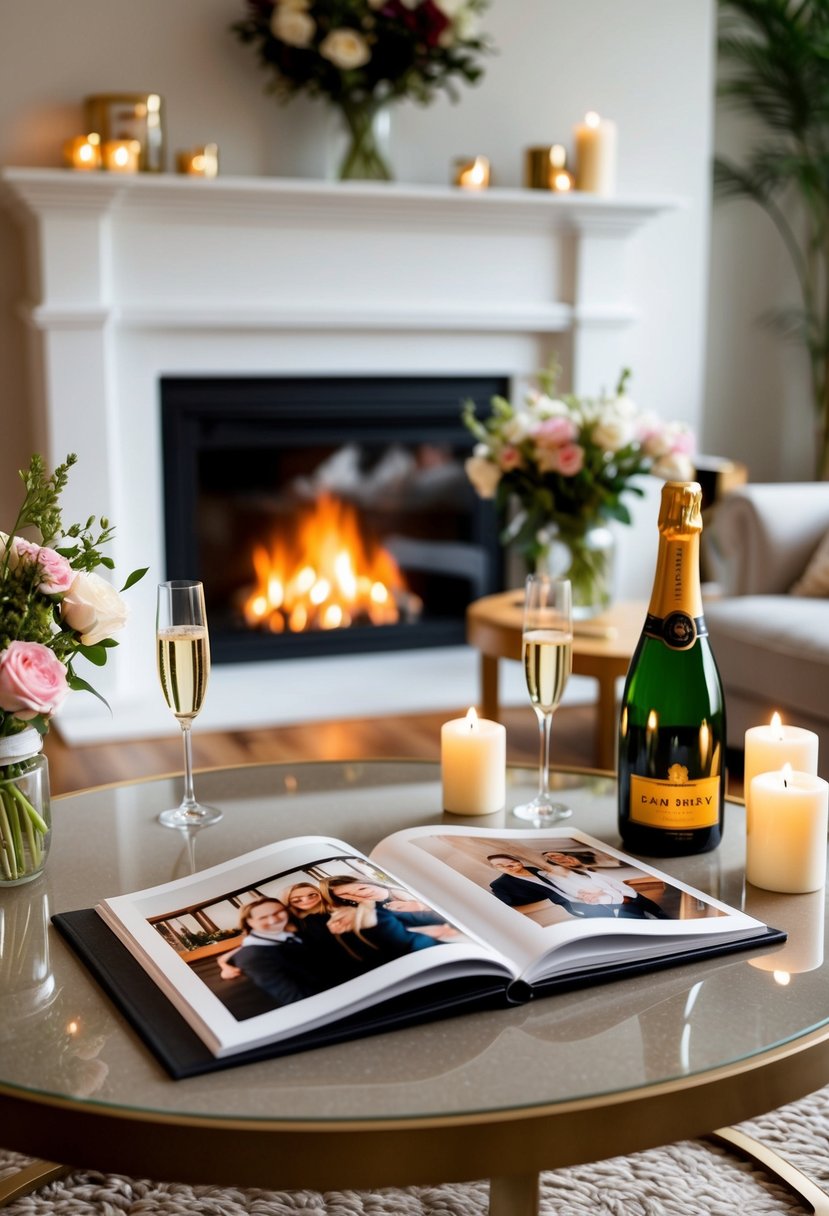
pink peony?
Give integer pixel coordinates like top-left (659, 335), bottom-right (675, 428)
top-left (0, 640), bottom-right (69, 720)
top-left (11, 538), bottom-right (75, 595)
top-left (556, 443), bottom-right (586, 477)
top-left (532, 416), bottom-right (578, 448)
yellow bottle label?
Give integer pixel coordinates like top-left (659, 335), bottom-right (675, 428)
top-left (630, 770), bottom-right (720, 830)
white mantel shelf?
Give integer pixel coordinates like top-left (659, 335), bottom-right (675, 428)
top-left (2, 166), bottom-right (679, 230)
top-left (1, 166), bottom-right (679, 741)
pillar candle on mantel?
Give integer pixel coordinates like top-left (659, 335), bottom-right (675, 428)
top-left (441, 707), bottom-right (505, 815)
top-left (746, 766), bottom-right (828, 893)
top-left (573, 111), bottom-right (617, 195)
top-left (744, 713), bottom-right (818, 814)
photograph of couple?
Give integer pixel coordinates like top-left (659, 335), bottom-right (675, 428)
top-left (147, 855), bottom-right (467, 1021)
top-left (414, 835), bottom-right (726, 929)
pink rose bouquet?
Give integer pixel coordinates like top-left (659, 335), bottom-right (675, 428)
top-left (462, 363), bottom-right (695, 566)
top-left (0, 454), bottom-right (146, 879)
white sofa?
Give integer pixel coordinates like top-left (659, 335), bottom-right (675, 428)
top-left (704, 483), bottom-right (829, 777)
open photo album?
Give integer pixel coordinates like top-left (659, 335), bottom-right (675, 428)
top-left (53, 824), bottom-right (783, 1078)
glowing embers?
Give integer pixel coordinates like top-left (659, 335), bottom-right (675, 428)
top-left (240, 493), bottom-right (422, 633)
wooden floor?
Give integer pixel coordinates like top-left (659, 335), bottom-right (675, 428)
top-left (43, 703), bottom-right (598, 796)
top-left (43, 702), bottom-right (743, 800)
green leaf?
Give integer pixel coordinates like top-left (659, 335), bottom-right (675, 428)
top-left (66, 672), bottom-right (112, 711)
top-left (77, 643), bottom-right (109, 667)
top-left (121, 566), bottom-right (148, 592)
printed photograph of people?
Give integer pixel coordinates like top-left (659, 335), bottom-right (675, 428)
top-left (147, 856), bottom-right (468, 1021)
top-left (413, 835), bottom-right (727, 928)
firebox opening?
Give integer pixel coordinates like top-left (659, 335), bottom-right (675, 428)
top-left (162, 376), bottom-right (508, 663)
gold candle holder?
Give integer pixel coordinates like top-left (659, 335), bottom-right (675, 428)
top-left (453, 155), bottom-right (490, 190)
top-left (64, 133), bottom-right (101, 171)
top-left (176, 143), bottom-right (219, 178)
top-left (101, 139), bottom-right (141, 173)
top-left (524, 144), bottom-right (574, 191)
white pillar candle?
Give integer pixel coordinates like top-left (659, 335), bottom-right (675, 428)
top-left (441, 707), bottom-right (506, 816)
top-left (573, 111), bottom-right (617, 195)
top-left (746, 766), bottom-right (828, 893)
top-left (744, 714), bottom-right (818, 815)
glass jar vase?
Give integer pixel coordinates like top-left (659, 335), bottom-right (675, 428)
top-left (535, 519), bottom-right (616, 620)
top-left (335, 98), bottom-right (393, 181)
top-left (0, 728), bottom-right (51, 886)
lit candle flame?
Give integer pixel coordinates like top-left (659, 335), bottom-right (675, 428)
top-left (781, 761), bottom-right (792, 789)
top-left (465, 706), bottom-right (479, 732)
top-left (585, 111), bottom-right (601, 128)
top-left (770, 711), bottom-right (784, 739)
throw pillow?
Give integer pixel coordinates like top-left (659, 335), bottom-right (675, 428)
top-left (790, 529), bottom-right (829, 596)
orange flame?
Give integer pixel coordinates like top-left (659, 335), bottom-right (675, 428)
top-left (241, 494), bottom-right (410, 633)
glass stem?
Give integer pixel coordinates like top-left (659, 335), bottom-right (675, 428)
top-left (537, 708), bottom-right (553, 799)
top-left (180, 720), bottom-right (197, 810)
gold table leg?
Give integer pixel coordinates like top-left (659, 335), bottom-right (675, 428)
top-left (708, 1126), bottom-right (829, 1214)
top-left (0, 1159), bottom-right (70, 1207)
top-left (489, 1172), bottom-right (539, 1216)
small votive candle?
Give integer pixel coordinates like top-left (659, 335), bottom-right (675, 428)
top-left (746, 765), bottom-right (829, 893)
top-left (573, 111), bottom-right (617, 195)
top-left (101, 139), bottom-right (141, 173)
top-left (454, 156), bottom-right (490, 190)
top-left (524, 144), bottom-right (574, 192)
top-left (64, 133), bottom-right (101, 171)
top-left (177, 143), bottom-right (219, 177)
top-left (441, 707), bottom-right (506, 815)
top-left (744, 713), bottom-right (819, 815)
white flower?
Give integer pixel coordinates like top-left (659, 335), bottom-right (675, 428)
top-left (531, 394), bottom-right (570, 420)
top-left (650, 452), bottom-right (695, 481)
top-left (591, 412), bottom-right (636, 453)
top-left (271, 7), bottom-right (316, 47)
top-left (501, 412), bottom-right (534, 444)
top-left (434, 0), bottom-right (469, 15)
top-left (453, 7), bottom-right (480, 39)
top-left (464, 455), bottom-right (502, 499)
top-left (61, 572), bottom-right (129, 646)
top-left (319, 28), bottom-right (371, 70)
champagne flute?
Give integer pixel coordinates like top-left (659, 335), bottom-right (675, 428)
top-left (156, 580), bottom-right (222, 829)
top-left (513, 574), bottom-right (574, 824)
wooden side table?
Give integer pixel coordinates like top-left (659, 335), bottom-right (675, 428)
top-left (466, 593), bottom-right (646, 771)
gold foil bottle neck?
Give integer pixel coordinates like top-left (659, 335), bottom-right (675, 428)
top-left (658, 480), bottom-right (702, 534)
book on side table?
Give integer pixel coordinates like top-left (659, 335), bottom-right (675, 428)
top-left (53, 824), bottom-right (783, 1078)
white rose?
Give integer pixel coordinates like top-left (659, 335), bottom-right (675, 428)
top-left (464, 455), bottom-right (502, 499)
top-left (532, 394), bottom-right (570, 420)
top-left (271, 7), bottom-right (316, 46)
top-left (501, 412), bottom-right (534, 444)
top-left (591, 412), bottom-right (636, 453)
top-left (319, 28), bottom-right (371, 70)
top-left (650, 452), bottom-right (695, 481)
top-left (62, 572), bottom-right (129, 646)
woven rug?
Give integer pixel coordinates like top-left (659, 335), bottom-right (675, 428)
top-left (2, 1085), bottom-right (828, 1215)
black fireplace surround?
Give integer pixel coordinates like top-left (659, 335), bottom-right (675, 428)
top-left (161, 375), bottom-right (507, 663)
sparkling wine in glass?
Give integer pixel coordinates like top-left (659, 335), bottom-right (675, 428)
top-left (156, 580), bottom-right (222, 829)
top-left (513, 574), bottom-right (574, 824)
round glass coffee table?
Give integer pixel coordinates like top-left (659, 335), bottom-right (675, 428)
top-left (1, 761), bottom-right (828, 1215)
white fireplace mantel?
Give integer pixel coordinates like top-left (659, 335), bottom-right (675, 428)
top-left (2, 167), bottom-right (678, 742)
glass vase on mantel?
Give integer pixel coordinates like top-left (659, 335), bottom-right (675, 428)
top-left (0, 728), bottom-right (51, 885)
top-left (534, 518), bottom-right (616, 620)
top-left (334, 97), bottom-right (393, 181)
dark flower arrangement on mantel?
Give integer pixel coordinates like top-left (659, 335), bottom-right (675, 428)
top-left (231, 0), bottom-right (492, 180)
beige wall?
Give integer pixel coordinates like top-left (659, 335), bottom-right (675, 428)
top-left (1, 0), bottom-right (716, 521)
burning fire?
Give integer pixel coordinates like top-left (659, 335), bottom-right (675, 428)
top-left (241, 494), bottom-right (419, 633)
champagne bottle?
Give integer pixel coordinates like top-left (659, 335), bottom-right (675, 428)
top-left (617, 481), bottom-right (726, 856)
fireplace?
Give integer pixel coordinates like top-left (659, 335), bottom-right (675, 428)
top-left (161, 375), bottom-right (507, 664)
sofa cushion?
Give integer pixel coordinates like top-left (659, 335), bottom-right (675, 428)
top-left (705, 595), bottom-right (829, 722)
top-left (791, 528), bottom-right (829, 596)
